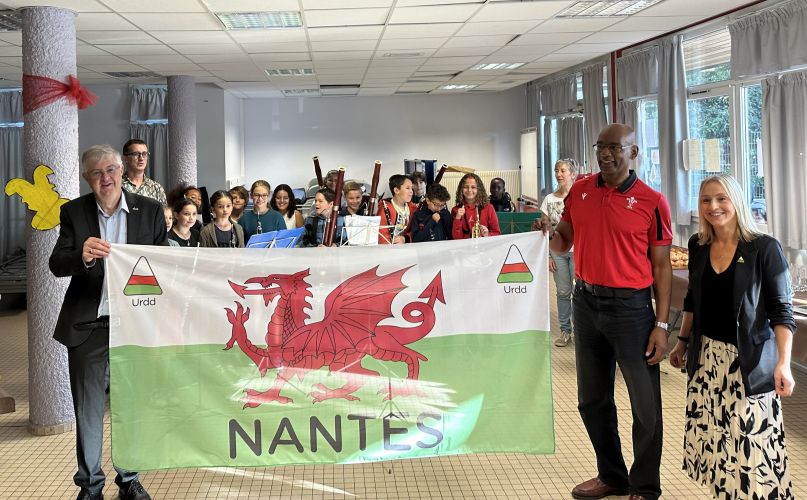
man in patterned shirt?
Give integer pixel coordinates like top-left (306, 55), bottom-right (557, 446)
top-left (121, 139), bottom-right (166, 206)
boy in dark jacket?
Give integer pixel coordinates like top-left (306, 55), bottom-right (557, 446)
top-left (412, 183), bottom-right (452, 242)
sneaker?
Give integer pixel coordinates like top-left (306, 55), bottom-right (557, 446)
top-left (555, 331), bottom-right (572, 347)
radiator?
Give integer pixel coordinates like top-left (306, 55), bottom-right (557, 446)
top-left (440, 170), bottom-right (521, 205)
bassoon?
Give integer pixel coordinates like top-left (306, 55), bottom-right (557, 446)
top-left (365, 160), bottom-right (382, 215)
top-left (433, 164), bottom-right (448, 184)
top-left (322, 167), bottom-right (345, 247)
top-left (313, 156), bottom-right (324, 188)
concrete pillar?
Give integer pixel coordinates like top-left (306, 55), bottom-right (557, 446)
top-left (166, 75), bottom-right (197, 188)
top-left (21, 6), bottom-right (78, 435)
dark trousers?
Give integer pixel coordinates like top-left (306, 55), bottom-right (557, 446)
top-left (573, 284), bottom-right (663, 500)
top-left (67, 326), bottom-right (138, 493)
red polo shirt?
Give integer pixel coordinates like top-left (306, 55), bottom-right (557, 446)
top-left (561, 171), bottom-right (672, 289)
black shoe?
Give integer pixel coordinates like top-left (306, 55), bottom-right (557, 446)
top-left (117, 479), bottom-right (151, 500)
top-left (76, 489), bottom-right (103, 500)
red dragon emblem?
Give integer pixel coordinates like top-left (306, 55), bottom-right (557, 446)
top-left (224, 266), bottom-right (445, 408)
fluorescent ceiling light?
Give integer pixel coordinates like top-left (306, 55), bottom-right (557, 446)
top-left (470, 63), bottom-right (525, 71)
top-left (382, 52), bottom-right (425, 58)
top-left (556, 1), bottom-right (664, 18)
top-left (282, 89), bottom-right (321, 96)
top-left (265, 68), bottom-right (315, 76)
top-left (439, 84), bottom-right (477, 90)
top-left (216, 11), bottom-right (302, 29)
top-left (0, 10), bottom-right (22, 31)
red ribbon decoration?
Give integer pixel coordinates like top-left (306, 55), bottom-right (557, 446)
top-left (22, 74), bottom-right (98, 115)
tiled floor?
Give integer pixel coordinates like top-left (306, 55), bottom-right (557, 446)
top-left (1, 291), bottom-right (804, 499)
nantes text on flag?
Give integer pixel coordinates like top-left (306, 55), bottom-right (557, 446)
top-left (106, 232), bottom-right (553, 471)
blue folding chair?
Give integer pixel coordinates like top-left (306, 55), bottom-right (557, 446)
top-left (246, 227), bottom-right (305, 248)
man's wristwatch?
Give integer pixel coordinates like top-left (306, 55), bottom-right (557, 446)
top-left (655, 321), bottom-right (670, 332)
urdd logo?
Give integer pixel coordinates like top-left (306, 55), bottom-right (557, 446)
top-left (123, 256), bottom-right (163, 296)
top-left (498, 245), bottom-right (533, 294)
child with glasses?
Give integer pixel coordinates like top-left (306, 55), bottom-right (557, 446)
top-left (240, 180), bottom-right (285, 243)
top-left (412, 183), bottom-right (452, 242)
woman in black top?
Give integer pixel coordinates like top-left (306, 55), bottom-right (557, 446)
top-left (669, 174), bottom-right (795, 499)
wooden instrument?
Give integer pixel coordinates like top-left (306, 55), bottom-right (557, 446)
top-left (323, 167), bottom-right (345, 247)
top-left (433, 164), bottom-right (447, 184)
top-left (365, 160), bottom-right (382, 216)
top-left (313, 156), bottom-right (324, 188)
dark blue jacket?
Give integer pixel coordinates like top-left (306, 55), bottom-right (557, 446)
top-left (411, 205), bottom-right (452, 242)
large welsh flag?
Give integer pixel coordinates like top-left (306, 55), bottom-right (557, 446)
top-left (107, 232), bottom-right (553, 471)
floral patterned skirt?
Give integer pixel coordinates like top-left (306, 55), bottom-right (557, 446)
top-left (683, 336), bottom-right (793, 499)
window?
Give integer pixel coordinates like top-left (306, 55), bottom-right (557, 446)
top-left (686, 93), bottom-right (732, 211)
top-left (637, 99), bottom-right (660, 192)
top-left (683, 28), bottom-right (731, 86)
top-left (741, 84), bottom-right (765, 224)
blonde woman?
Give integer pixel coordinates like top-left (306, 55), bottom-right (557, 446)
top-left (669, 174), bottom-right (795, 499)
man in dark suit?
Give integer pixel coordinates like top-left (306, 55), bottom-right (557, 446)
top-left (50, 144), bottom-right (165, 500)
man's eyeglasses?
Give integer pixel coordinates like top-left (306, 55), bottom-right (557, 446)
top-left (87, 165), bottom-right (121, 179)
top-left (593, 143), bottom-right (632, 154)
top-left (124, 151), bottom-right (150, 158)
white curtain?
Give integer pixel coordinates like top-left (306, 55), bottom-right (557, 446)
top-left (658, 35), bottom-right (691, 226)
top-left (526, 81), bottom-right (539, 129)
top-left (0, 90), bottom-right (22, 123)
top-left (762, 71), bottom-right (807, 251)
top-left (1, 127), bottom-right (25, 261)
top-left (729, 0), bottom-right (807, 79)
top-left (130, 122), bottom-right (169, 191)
top-left (540, 76), bottom-right (577, 115)
top-left (617, 100), bottom-right (642, 174)
top-left (130, 85), bottom-right (167, 122)
top-left (616, 47), bottom-right (659, 99)
top-left (558, 115), bottom-right (585, 169)
top-left (582, 63), bottom-right (608, 166)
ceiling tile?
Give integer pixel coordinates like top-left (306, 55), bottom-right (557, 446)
top-left (304, 0), bottom-right (394, 8)
top-left (579, 31), bottom-right (664, 44)
top-left (637, 0), bottom-right (744, 17)
top-left (395, 0), bottom-right (484, 5)
top-left (311, 40), bottom-right (378, 52)
top-left (264, 62), bottom-right (315, 70)
top-left (228, 29), bottom-right (307, 43)
top-left (80, 63), bottom-right (148, 71)
top-left (187, 53), bottom-right (253, 63)
top-left (358, 89), bottom-right (395, 96)
top-left (312, 51), bottom-right (374, 61)
top-left (389, 4), bottom-right (479, 24)
top-left (76, 44), bottom-right (110, 55)
top-left (487, 45), bottom-right (564, 59)
top-left (455, 21), bottom-right (540, 36)
top-left (75, 55), bottom-right (131, 65)
top-left (202, 0), bottom-right (299, 10)
top-left (78, 31), bottom-right (161, 44)
top-left (471, 1), bottom-right (568, 22)
top-left (250, 53), bottom-right (313, 62)
top-left (383, 23), bottom-right (462, 38)
top-left (537, 53), bottom-right (590, 62)
top-left (433, 46), bottom-right (496, 58)
top-left (240, 42), bottom-right (310, 53)
top-left (377, 38), bottom-right (447, 50)
top-left (121, 13), bottom-right (223, 31)
top-left (314, 60), bottom-right (368, 69)
top-left (554, 43), bottom-right (624, 54)
top-left (124, 54), bottom-right (194, 64)
top-left (0, 46), bottom-right (21, 57)
top-left (308, 26), bottom-right (385, 41)
top-left (530, 18), bottom-right (620, 33)
top-left (0, 33), bottom-right (22, 45)
top-left (172, 44), bottom-right (243, 55)
top-left (150, 31), bottom-right (234, 44)
top-left (0, 57), bottom-right (22, 67)
top-left (101, 0), bottom-right (206, 12)
top-left (97, 44), bottom-right (177, 56)
top-left (140, 63), bottom-right (203, 71)
top-left (304, 8), bottom-right (389, 28)
top-left (510, 33), bottom-right (589, 45)
top-left (442, 35), bottom-right (512, 48)
top-left (609, 16), bottom-right (703, 32)
top-left (0, 0), bottom-right (109, 12)
top-left (75, 13), bottom-right (137, 30)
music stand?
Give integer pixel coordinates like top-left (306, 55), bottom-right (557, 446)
top-left (246, 227), bottom-right (305, 248)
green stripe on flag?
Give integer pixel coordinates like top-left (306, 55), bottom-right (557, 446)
top-left (496, 272), bottom-right (533, 283)
top-left (123, 284), bottom-right (162, 296)
top-left (110, 330), bottom-right (554, 470)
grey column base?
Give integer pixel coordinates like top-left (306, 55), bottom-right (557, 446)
top-left (28, 420), bottom-right (75, 436)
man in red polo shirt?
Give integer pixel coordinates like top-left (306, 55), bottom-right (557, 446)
top-left (544, 124), bottom-right (672, 500)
